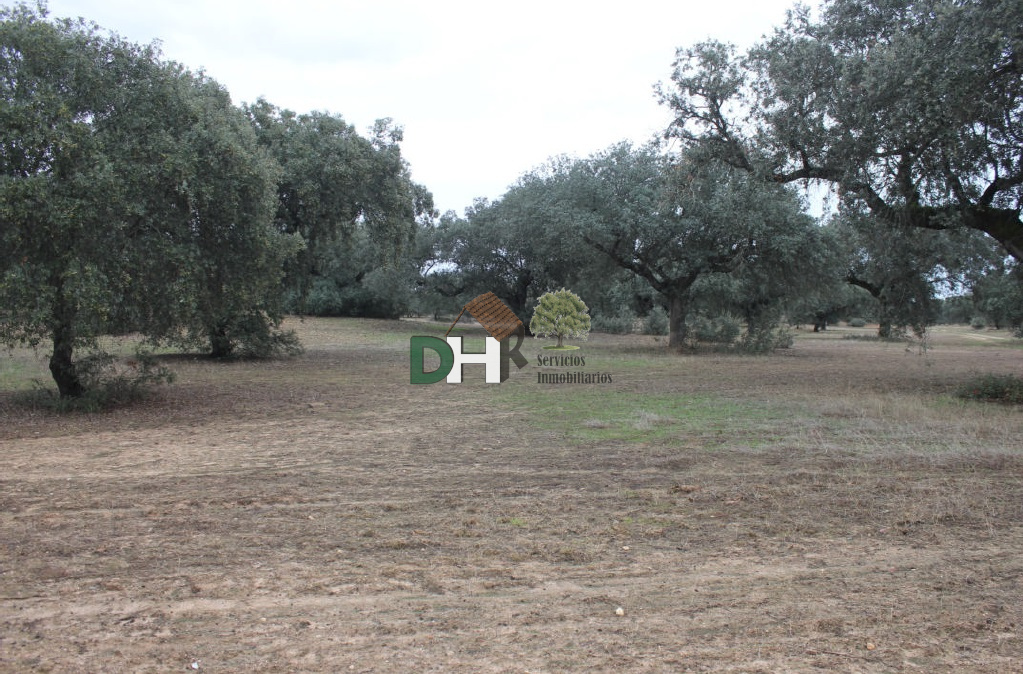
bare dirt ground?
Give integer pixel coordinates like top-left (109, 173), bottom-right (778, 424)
top-left (1, 319), bottom-right (1022, 672)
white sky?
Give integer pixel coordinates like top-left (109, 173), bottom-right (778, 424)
top-left (38, 0), bottom-right (798, 216)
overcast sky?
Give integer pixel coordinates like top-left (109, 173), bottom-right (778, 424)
top-left (39, 0), bottom-right (799, 216)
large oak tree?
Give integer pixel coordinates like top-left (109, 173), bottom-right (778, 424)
top-left (662, 0), bottom-right (1023, 260)
top-left (543, 143), bottom-right (822, 348)
top-left (1, 5), bottom-right (299, 395)
top-left (244, 102), bottom-right (431, 312)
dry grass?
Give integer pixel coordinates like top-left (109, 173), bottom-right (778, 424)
top-left (1, 319), bottom-right (1022, 672)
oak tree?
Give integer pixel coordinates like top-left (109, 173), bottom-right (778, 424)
top-left (662, 0), bottom-right (1023, 260)
top-left (1, 5), bottom-right (302, 396)
top-left (546, 143), bottom-right (819, 348)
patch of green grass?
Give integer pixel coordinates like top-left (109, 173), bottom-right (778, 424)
top-left (498, 388), bottom-right (783, 445)
top-left (0, 351), bottom-right (48, 391)
top-left (501, 516), bottom-right (529, 528)
top-left (842, 334), bottom-right (910, 343)
top-left (621, 515), bottom-right (674, 528)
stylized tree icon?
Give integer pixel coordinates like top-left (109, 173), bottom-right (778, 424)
top-left (530, 289), bottom-right (591, 349)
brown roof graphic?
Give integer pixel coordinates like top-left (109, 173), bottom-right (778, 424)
top-left (445, 292), bottom-right (523, 341)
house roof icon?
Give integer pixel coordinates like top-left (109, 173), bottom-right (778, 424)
top-left (445, 292), bottom-right (523, 342)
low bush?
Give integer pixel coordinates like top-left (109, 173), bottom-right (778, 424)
top-left (592, 312), bottom-right (636, 335)
top-left (842, 334), bottom-right (911, 343)
top-left (689, 315), bottom-right (741, 345)
top-left (741, 327), bottom-right (793, 353)
top-left (957, 373), bottom-right (1023, 405)
top-left (19, 350), bottom-right (174, 412)
top-left (642, 307), bottom-right (669, 336)
top-left (227, 315), bottom-right (303, 359)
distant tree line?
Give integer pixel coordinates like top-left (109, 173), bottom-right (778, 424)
top-left (3, 0), bottom-right (1021, 400)
top-left (411, 0), bottom-right (1022, 343)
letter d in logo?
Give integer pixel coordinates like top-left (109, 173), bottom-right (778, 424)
top-left (409, 336), bottom-right (454, 384)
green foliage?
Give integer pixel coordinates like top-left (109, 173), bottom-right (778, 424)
top-left (0, 4), bottom-right (307, 395)
top-left (591, 311), bottom-right (636, 335)
top-left (19, 350), bottom-right (173, 412)
top-left (663, 0), bottom-right (1019, 343)
top-left (425, 142), bottom-right (822, 351)
top-left (542, 144), bottom-right (822, 349)
top-left (581, 276), bottom-right (656, 326)
top-left (688, 315), bottom-right (741, 346)
top-left (302, 271), bottom-right (407, 319)
top-left (957, 374), bottom-right (1023, 405)
top-left (969, 260), bottom-right (1023, 333)
top-left (740, 315), bottom-right (793, 353)
top-left (935, 295), bottom-right (974, 325)
top-left (847, 318), bottom-right (867, 328)
top-left (826, 203), bottom-right (996, 339)
top-left (291, 226), bottom-right (423, 320)
top-left (0, 5), bottom-right (194, 395)
top-left (149, 78), bottom-right (302, 359)
top-left (529, 289), bottom-right (592, 348)
top-left (642, 307), bottom-right (669, 336)
top-left (244, 101), bottom-right (431, 310)
top-left (426, 165), bottom-right (606, 324)
top-left (971, 316), bottom-right (987, 331)
top-left (662, 0), bottom-right (1023, 261)
top-left (208, 313), bottom-right (303, 360)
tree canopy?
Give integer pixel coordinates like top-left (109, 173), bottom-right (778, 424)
top-left (0, 5), bottom-right (192, 395)
top-left (425, 171), bottom-right (593, 325)
top-left (1, 4), bottom-right (437, 397)
top-left (526, 143), bottom-right (824, 348)
top-left (661, 0), bottom-right (1023, 260)
top-left (244, 101), bottom-right (432, 311)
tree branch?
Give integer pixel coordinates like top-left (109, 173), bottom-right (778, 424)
top-left (980, 168), bottom-right (1023, 207)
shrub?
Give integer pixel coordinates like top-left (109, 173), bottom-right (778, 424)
top-left (642, 307), bottom-right (670, 336)
top-left (847, 317), bottom-right (867, 328)
top-left (233, 325), bottom-right (303, 359)
top-left (218, 312), bottom-right (303, 359)
top-left (957, 373), bottom-right (1023, 405)
top-left (301, 277), bottom-right (406, 319)
top-left (970, 316), bottom-right (987, 330)
top-left (20, 350), bottom-right (174, 412)
top-left (688, 315), bottom-right (741, 345)
top-left (592, 311), bottom-right (636, 334)
top-left (741, 326), bottom-right (793, 353)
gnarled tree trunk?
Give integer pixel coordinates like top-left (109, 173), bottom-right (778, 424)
top-left (49, 284), bottom-right (84, 398)
top-left (667, 293), bottom-right (690, 348)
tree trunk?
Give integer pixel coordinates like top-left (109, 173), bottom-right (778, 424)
top-left (667, 293), bottom-right (689, 348)
top-left (49, 317), bottom-right (84, 399)
top-left (209, 325), bottom-right (233, 359)
top-left (48, 276), bottom-right (84, 398)
top-left (556, 333), bottom-right (564, 348)
top-left (877, 295), bottom-right (895, 339)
